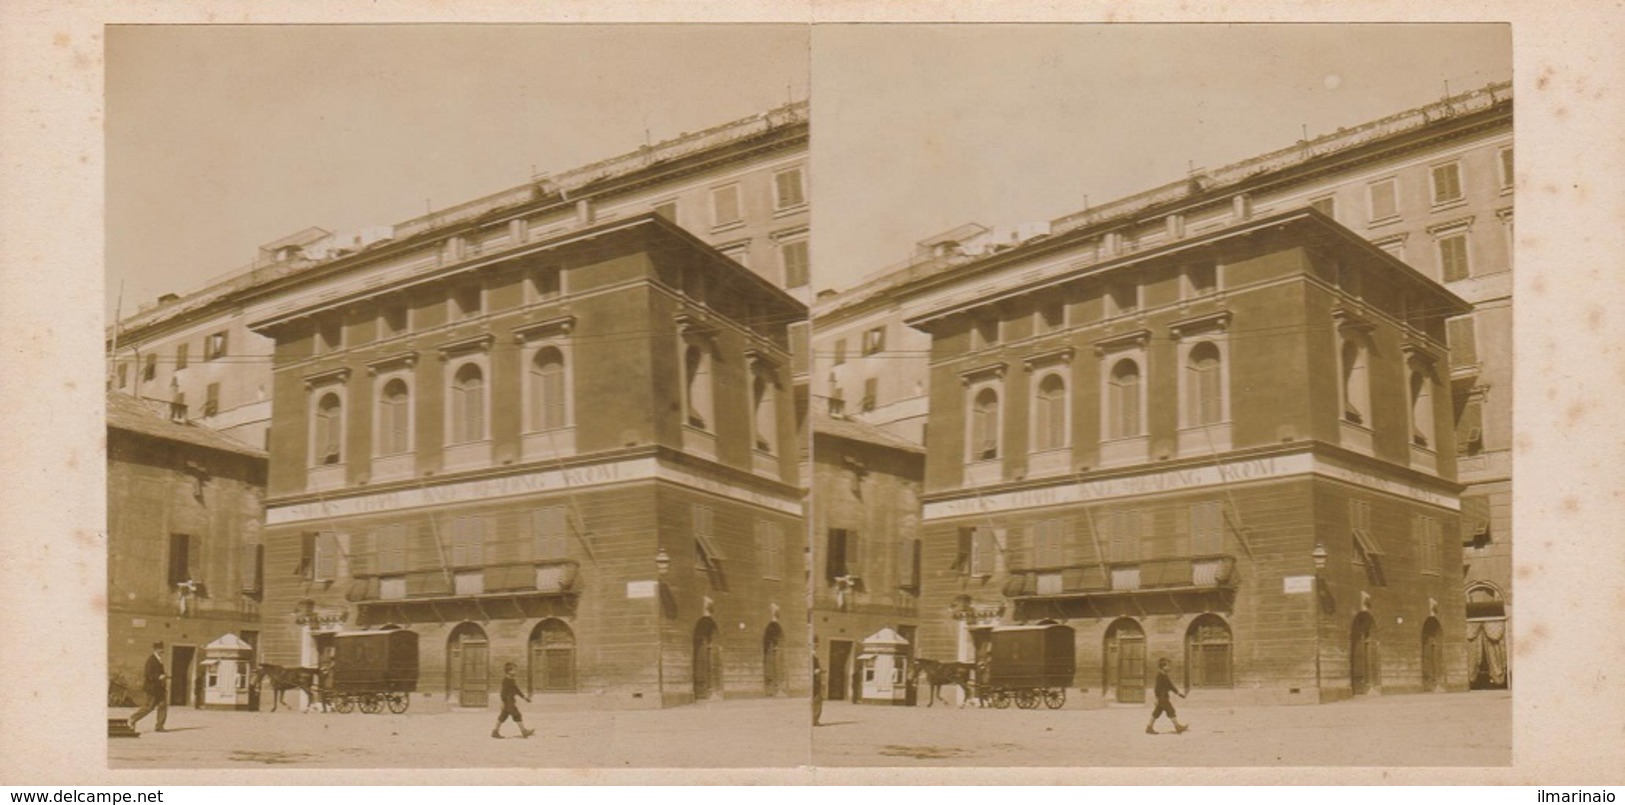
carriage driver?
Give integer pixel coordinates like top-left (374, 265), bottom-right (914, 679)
top-left (492, 663), bottom-right (536, 739)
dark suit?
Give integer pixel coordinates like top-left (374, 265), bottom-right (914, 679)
top-left (128, 653), bottom-right (168, 730)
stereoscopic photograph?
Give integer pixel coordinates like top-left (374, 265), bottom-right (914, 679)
top-left (99, 21), bottom-right (1514, 771)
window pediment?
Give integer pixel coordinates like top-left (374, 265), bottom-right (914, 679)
top-left (366, 351), bottom-right (419, 375)
top-left (303, 367), bottom-right (351, 390)
top-left (958, 361), bottom-right (1008, 387)
top-left (1022, 347), bottom-right (1075, 372)
top-left (1168, 311), bottom-right (1232, 341)
top-left (513, 315), bottom-right (576, 344)
top-left (438, 333), bottom-right (494, 359)
top-left (1092, 329), bottom-right (1151, 357)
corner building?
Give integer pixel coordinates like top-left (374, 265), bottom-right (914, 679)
top-left (908, 209), bottom-right (1470, 704)
top-left (252, 214), bottom-right (807, 709)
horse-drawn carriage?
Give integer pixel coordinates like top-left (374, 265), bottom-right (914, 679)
top-left (980, 623), bottom-right (1075, 710)
top-left (325, 629), bottom-right (419, 714)
top-left (255, 629), bottom-right (419, 714)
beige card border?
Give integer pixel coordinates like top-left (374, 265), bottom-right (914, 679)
top-left (3, 0), bottom-right (1623, 786)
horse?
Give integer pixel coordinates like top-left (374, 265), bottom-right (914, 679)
top-left (912, 658), bottom-right (982, 708)
top-left (252, 663), bottom-right (321, 712)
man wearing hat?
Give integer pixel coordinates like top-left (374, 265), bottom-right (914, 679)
top-left (128, 642), bottom-right (169, 732)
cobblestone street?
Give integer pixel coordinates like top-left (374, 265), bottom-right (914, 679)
top-left (813, 690), bottom-right (1511, 767)
top-left (109, 690), bottom-right (1509, 769)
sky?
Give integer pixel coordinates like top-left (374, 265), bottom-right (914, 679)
top-left (105, 24), bottom-right (811, 320)
top-left (810, 24), bottom-right (1511, 292)
top-left (107, 24), bottom-right (1510, 316)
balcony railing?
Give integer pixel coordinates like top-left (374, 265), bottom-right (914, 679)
top-left (1003, 556), bottom-right (1237, 599)
top-left (353, 561), bottom-right (580, 625)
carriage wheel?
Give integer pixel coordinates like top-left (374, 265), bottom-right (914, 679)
top-left (1015, 689), bottom-right (1041, 709)
top-left (1043, 688), bottom-right (1066, 710)
top-left (359, 694), bottom-right (383, 715)
top-left (334, 695), bottom-right (354, 714)
top-left (387, 693), bottom-right (409, 714)
top-left (989, 689), bottom-right (1011, 709)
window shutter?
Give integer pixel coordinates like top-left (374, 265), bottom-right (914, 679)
top-left (973, 527), bottom-right (997, 576)
top-left (954, 528), bottom-right (972, 572)
top-left (898, 538), bottom-right (919, 588)
top-left (1447, 317), bottom-right (1478, 367)
top-left (826, 528), bottom-right (847, 579)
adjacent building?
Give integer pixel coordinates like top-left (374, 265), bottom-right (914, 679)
top-left (250, 214), bottom-right (808, 709)
top-left (815, 82), bottom-right (1513, 688)
top-left (107, 392), bottom-right (267, 710)
top-left (906, 208), bottom-right (1472, 703)
top-left (810, 410), bottom-right (927, 703)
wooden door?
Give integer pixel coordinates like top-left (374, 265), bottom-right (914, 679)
top-left (693, 619), bottom-right (721, 700)
top-left (762, 625), bottom-right (783, 695)
top-left (170, 646), bottom-right (195, 707)
top-left (827, 640), bottom-right (853, 701)
top-left (460, 639), bottom-right (489, 707)
top-left (1351, 613), bottom-right (1374, 695)
top-left (1421, 619), bottom-right (1442, 692)
top-left (1107, 621), bottom-right (1145, 703)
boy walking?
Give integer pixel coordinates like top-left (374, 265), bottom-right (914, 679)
top-left (1146, 658), bottom-right (1189, 735)
top-left (492, 663), bottom-right (535, 739)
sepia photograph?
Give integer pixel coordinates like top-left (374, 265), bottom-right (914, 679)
top-left (806, 23), bottom-right (1511, 767)
top-left (103, 23), bottom-right (813, 769)
top-left (1, 3), bottom-right (1620, 789)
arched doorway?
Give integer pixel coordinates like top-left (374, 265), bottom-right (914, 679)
top-left (1350, 612), bottom-right (1378, 695)
top-left (762, 623), bottom-right (784, 696)
top-left (447, 622), bottom-right (489, 708)
top-left (1104, 618), bottom-right (1146, 703)
top-left (1466, 583), bottom-right (1509, 689)
top-left (1185, 614), bottom-right (1234, 689)
top-left (693, 618), bottom-right (723, 700)
top-left (528, 619), bottom-right (576, 694)
top-left (1421, 617), bottom-right (1444, 692)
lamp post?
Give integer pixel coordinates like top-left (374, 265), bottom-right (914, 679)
top-left (654, 547), bottom-right (670, 708)
top-left (1311, 543), bottom-right (1328, 702)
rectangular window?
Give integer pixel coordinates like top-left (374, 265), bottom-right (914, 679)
top-left (205, 331), bottom-right (228, 361)
top-left (1438, 233), bottom-right (1471, 282)
top-left (693, 505), bottom-right (727, 570)
top-left (758, 520), bottom-right (783, 580)
top-left (897, 538), bottom-right (920, 590)
top-left (297, 532), bottom-right (317, 579)
top-left (969, 527), bottom-right (999, 577)
top-left (1416, 516), bottom-right (1441, 576)
top-left (1037, 299), bottom-right (1065, 333)
top-left (116, 362), bottom-right (129, 388)
top-left (780, 240), bottom-right (809, 289)
top-left (376, 524), bottom-right (407, 575)
top-left (204, 383), bottom-right (220, 417)
top-left (175, 343), bottom-right (189, 371)
top-left (1447, 316), bottom-right (1478, 367)
top-left (832, 339), bottom-right (847, 366)
top-left (712, 185), bottom-right (742, 227)
top-left (450, 517), bottom-right (484, 568)
top-left (1375, 236), bottom-right (1406, 261)
top-left (533, 506), bottom-right (569, 561)
top-left (862, 377), bottom-right (878, 412)
top-left (1031, 520), bottom-right (1065, 568)
top-left (531, 267), bottom-right (562, 301)
top-left (1368, 178), bottom-right (1399, 222)
top-left (242, 543), bottom-right (264, 596)
top-left (1106, 278), bottom-right (1138, 316)
top-left (973, 315), bottom-right (1000, 349)
top-left (1431, 162), bottom-right (1464, 206)
top-left (1190, 501), bottom-right (1224, 555)
top-left (143, 353), bottom-right (157, 381)
top-left (1185, 262), bottom-right (1218, 298)
top-left (774, 168), bottom-right (806, 210)
top-left (315, 531), bottom-right (340, 581)
top-left (1456, 397), bottom-right (1485, 456)
top-left (453, 284), bottom-right (482, 320)
top-left (825, 528), bottom-right (850, 581)
top-left (167, 533), bottom-right (192, 586)
top-left (1498, 147), bottom-right (1514, 191)
top-left (1309, 195), bottom-right (1336, 219)
top-left (1350, 500), bottom-right (1381, 566)
top-left (863, 326), bottom-right (885, 355)
top-left (653, 201), bottom-right (678, 222)
top-left (721, 244), bottom-right (750, 269)
top-left (380, 303), bottom-right (409, 338)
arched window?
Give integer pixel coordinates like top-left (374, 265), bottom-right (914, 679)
top-left (450, 363), bottom-right (485, 444)
top-left (377, 379), bottom-right (410, 456)
top-left (684, 344), bottom-right (713, 430)
top-left (1033, 373), bottom-right (1067, 451)
top-left (1187, 342), bottom-right (1224, 426)
top-left (528, 619), bottom-right (576, 694)
top-left (971, 387), bottom-right (1000, 461)
top-left (1108, 359), bottom-right (1142, 439)
top-left (1341, 337), bottom-right (1370, 425)
top-left (1410, 365), bottom-right (1435, 448)
top-left (528, 347), bottom-right (568, 432)
top-left (753, 373), bottom-right (777, 454)
top-left (1185, 615), bottom-right (1233, 688)
top-left (314, 392), bottom-right (343, 465)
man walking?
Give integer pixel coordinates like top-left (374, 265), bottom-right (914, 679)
top-left (128, 642), bottom-right (168, 733)
top-left (492, 663), bottom-right (535, 739)
top-left (1146, 658), bottom-right (1189, 735)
